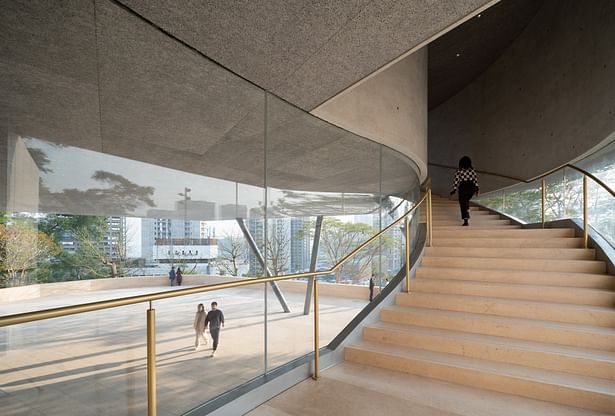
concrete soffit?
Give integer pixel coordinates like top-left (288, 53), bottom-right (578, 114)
top-left (310, 0), bottom-right (500, 182)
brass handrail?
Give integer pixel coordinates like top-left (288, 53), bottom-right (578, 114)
top-left (431, 162), bottom-right (614, 198)
top-left (0, 189), bottom-right (432, 416)
top-left (0, 193), bottom-right (428, 328)
top-left (476, 163), bottom-right (614, 248)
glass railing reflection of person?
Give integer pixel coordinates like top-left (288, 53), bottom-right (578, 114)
top-left (450, 156), bottom-right (480, 226)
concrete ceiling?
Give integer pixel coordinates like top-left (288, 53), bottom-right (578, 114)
top-left (117, 0), bottom-right (495, 111)
top-left (428, 0), bottom-right (544, 110)
top-left (0, 0), bottom-right (420, 218)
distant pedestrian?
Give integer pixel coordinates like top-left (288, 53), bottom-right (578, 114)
top-left (176, 267), bottom-right (183, 286)
top-left (450, 156), bottom-right (480, 226)
top-left (205, 301), bottom-right (224, 357)
top-left (169, 266), bottom-right (176, 286)
top-left (369, 275), bottom-right (375, 302)
top-left (193, 303), bottom-right (208, 350)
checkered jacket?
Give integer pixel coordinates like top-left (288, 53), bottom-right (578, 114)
top-left (452, 168), bottom-right (479, 192)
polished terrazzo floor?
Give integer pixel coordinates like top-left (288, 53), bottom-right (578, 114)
top-left (0, 285), bottom-right (365, 415)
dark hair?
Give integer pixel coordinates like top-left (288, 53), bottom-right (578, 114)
top-left (211, 301), bottom-right (218, 307)
top-left (459, 156), bottom-right (473, 170)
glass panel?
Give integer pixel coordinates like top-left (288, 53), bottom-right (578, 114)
top-left (154, 290), bottom-right (265, 414)
top-left (475, 190), bottom-right (504, 214)
top-left (563, 167), bottom-right (584, 219)
top-left (544, 172), bottom-right (565, 222)
top-left (0, 303), bottom-right (148, 415)
top-left (575, 139), bottom-right (615, 189)
top-left (588, 179), bottom-right (615, 247)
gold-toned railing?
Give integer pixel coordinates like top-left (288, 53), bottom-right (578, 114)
top-left (0, 190), bottom-right (433, 416)
top-left (481, 164), bottom-right (613, 247)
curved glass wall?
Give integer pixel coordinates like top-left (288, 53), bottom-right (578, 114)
top-left (0, 1), bottom-right (422, 414)
top-left (475, 138), bottom-right (615, 246)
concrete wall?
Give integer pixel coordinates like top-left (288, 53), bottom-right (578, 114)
top-left (312, 48), bottom-right (428, 180)
top-left (429, 0), bottom-right (615, 194)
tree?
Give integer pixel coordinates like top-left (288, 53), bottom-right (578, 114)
top-left (318, 219), bottom-right (393, 284)
top-left (266, 222), bottom-right (291, 276)
top-left (215, 232), bottom-right (248, 276)
top-left (0, 221), bottom-right (61, 287)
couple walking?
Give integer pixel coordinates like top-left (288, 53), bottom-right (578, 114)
top-left (194, 302), bottom-right (224, 357)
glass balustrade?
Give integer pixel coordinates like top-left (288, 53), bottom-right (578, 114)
top-left (475, 139), bottom-right (615, 247)
top-left (0, 1), bottom-right (423, 414)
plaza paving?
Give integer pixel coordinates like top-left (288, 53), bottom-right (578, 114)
top-left (0, 284), bottom-right (366, 415)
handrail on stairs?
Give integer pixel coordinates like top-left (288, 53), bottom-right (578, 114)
top-left (430, 160), bottom-right (614, 249)
top-left (0, 188), bottom-right (434, 416)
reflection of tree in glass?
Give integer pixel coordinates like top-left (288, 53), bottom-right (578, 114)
top-left (28, 147), bottom-right (53, 173)
top-left (27, 147), bottom-right (156, 216)
top-left (271, 190), bottom-right (381, 216)
top-left (41, 170), bottom-right (156, 215)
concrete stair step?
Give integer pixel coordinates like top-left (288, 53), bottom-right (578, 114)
top-left (363, 322), bottom-right (615, 380)
top-left (433, 219), bottom-right (512, 226)
top-left (410, 278), bottom-right (615, 307)
top-left (433, 225), bottom-right (522, 230)
top-left (380, 305), bottom-right (615, 351)
top-left (432, 228), bottom-right (576, 238)
top-left (396, 292), bottom-right (615, 327)
top-left (415, 267), bottom-right (615, 289)
top-left (345, 341), bottom-right (615, 413)
top-left (424, 247), bottom-right (596, 260)
top-left (421, 256), bottom-right (606, 273)
top-left (432, 237), bottom-right (584, 248)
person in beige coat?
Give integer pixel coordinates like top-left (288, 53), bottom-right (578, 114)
top-left (193, 303), bottom-right (208, 350)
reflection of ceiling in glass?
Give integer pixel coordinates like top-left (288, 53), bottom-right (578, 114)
top-left (9, 137), bottom-right (399, 220)
top-left (0, 0), bottom-right (420, 204)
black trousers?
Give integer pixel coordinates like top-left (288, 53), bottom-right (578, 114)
top-left (210, 327), bottom-right (220, 351)
top-left (458, 181), bottom-right (476, 220)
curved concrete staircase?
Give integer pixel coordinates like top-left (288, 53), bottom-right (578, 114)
top-left (345, 196), bottom-right (615, 414)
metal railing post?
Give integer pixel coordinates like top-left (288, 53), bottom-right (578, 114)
top-left (541, 178), bottom-right (546, 228)
top-left (583, 175), bottom-right (589, 248)
top-left (427, 188), bottom-right (433, 247)
top-left (404, 215), bottom-right (410, 293)
top-left (147, 302), bottom-right (157, 416)
top-left (312, 274), bottom-right (320, 380)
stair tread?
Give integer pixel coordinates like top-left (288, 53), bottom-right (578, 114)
top-left (418, 266), bottom-right (613, 280)
top-left (400, 292), bottom-right (615, 315)
top-left (366, 321), bottom-right (615, 362)
top-left (425, 247), bottom-right (595, 259)
top-left (384, 305), bottom-right (615, 336)
top-left (412, 278), bottom-right (615, 296)
top-left (433, 225), bottom-right (520, 229)
top-left (423, 256), bottom-right (604, 264)
top-left (347, 341), bottom-right (615, 395)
